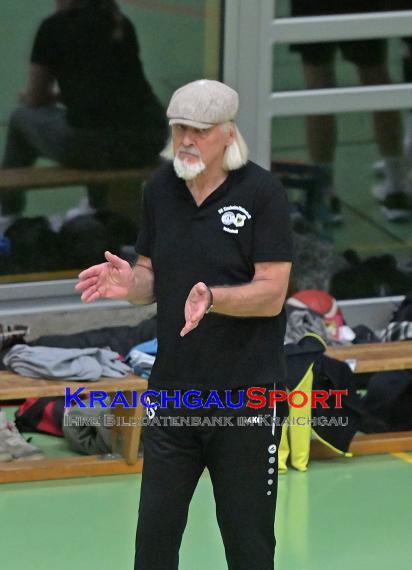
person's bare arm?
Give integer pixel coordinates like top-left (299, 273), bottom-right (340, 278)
top-left (21, 64), bottom-right (57, 106)
top-left (211, 261), bottom-right (291, 317)
top-left (180, 261), bottom-right (291, 336)
top-left (127, 255), bottom-right (156, 305)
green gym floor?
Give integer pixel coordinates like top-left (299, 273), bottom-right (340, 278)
top-left (1, 450), bottom-right (411, 570)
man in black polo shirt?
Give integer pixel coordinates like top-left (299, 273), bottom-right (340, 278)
top-left (76, 79), bottom-right (293, 570)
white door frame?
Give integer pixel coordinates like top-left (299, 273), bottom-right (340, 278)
top-left (223, 0), bottom-right (412, 168)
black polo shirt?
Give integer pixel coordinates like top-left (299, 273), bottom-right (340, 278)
top-left (136, 161), bottom-right (293, 390)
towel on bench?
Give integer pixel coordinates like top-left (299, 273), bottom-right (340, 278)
top-left (3, 344), bottom-right (132, 381)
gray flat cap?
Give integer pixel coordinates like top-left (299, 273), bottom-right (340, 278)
top-left (167, 79), bottom-right (239, 129)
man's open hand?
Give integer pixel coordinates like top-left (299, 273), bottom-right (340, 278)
top-left (75, 251), bottom-right (134, 303)
top-left (180, 282), bottom-right (211, 337)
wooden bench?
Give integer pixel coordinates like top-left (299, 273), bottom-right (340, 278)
top-left (0, 164), bottom-right (156, 224)
top-left (0, 165), bottom-right (154, 191)
top-left (0, 371), bottom-right (148, 484)
top-left (2, 341), bottom-right (411, 481)
top-left (326, 341), bottom-right (412, 374)
top-left (310, 340), bottom-right (412, 459)
top-left (0, 164), bottom-right (157, 282)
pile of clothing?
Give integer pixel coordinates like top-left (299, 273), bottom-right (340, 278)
top-left (0, 317), bottom-right (158, 460)
top-left (283, 289), bottom-right (412, 464)
top-left (2, 291), bottom-right (412, 466)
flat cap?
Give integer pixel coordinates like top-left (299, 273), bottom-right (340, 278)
top-left (167, 79), bottom-right (239, 129)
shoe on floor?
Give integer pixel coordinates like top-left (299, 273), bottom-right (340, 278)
top-left (380, 192), bottom-right (411, 223)
top-left (0, 412), bottom-right (14, 461)
top-left (65, 198), bottom-right (96, 222)
top-left (0, 215), bottom-right (18, 236)
top-left (0, 411), bottom-right (44, 461)
top-left (372, 183), bottom-right (389, 202)
top-left (371, 179), bottom-right (411, 202)
top-left (0, 442), bottom-right (12, 462)
top-left (372, 160), bottom-right (385, 178)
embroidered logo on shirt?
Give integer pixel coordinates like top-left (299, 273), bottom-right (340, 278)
top-left (218, 205), bottom-right (251, 234)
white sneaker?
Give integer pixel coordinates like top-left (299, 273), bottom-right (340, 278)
top-left (0, 215), bottom-right (17, 236)
top-left (380, 192), bottom-right (411, 223)
top-left (65, 198), bottom-right (96, 222)
top-left (0, 411), bottom-right (13, 461)
top-left (47, 213), bottom-right (64, 233)
top-left (0, 441), bottom-right (12, 462)
top-left (372, 182), bottom-right (392, 202)
top-left (371, 157), bottom-right (410, 203)
top-left (0, 411), bottom-right (44, 461)
top-left (372, 160), bottom-right (385, 178)
top-left (371, 172), bottom-right (412, 222)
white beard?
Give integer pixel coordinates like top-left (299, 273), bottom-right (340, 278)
top-left (173, 155), bottom-right (206, 181)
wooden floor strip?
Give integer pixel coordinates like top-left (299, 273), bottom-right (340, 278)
top-left (0, 455), bottom-right (143, 484)
top-left (311, 432), bottom-right (412, 460)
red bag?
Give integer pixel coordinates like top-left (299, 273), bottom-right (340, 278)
top-left (15, 397), bottom-right (65, 437)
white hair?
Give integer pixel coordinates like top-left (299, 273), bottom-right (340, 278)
top-left (160, 122), bottom-right (249, 171)
top-left (160, 138), bottom-right (174, 161)
top-left (222, 123), bottom-right (249, 171)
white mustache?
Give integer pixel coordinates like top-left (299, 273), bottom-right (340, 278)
top-left (178, 146), bottom-right (200, 157)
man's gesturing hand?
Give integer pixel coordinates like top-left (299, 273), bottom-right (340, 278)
top-left (180, 282), bottom-right (212, 337)
top-left (75, 250), bottom-right (134, 303)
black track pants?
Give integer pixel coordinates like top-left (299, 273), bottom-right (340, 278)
top-left (134, 386), bottom-right (288, 570)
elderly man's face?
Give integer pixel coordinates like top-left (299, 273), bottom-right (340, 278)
top-left (171, 124), bottom-right (233, 179)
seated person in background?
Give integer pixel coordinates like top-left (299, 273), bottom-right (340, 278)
top-left (291, 0), bottom-right (411, 223)
top-left (0, 0), bottom-right (168, 221)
